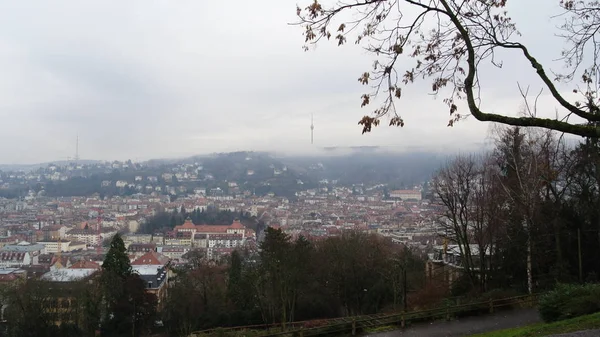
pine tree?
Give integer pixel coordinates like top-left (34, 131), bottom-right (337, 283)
top-left (227, 250), bottom-right (243, 306)
top-left (259, 228), bottom-right (294, 326)
top-left (100, 234), bottom-right (156, 337)
top-left (102, 233), bottom-right (131, 278)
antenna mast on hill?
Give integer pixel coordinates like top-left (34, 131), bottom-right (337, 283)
top-left (310, 114), bottom-right (314, 145)
top-left (74, 134), bottom-right (80, 162)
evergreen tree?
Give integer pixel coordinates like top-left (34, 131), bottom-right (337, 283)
top-left (257, 228), bottom-right (294, 326)
top-left (227, 250), bottom-right (243, 306)
top-left (288, 236), bottom-right (313, 322)
top-left (100, 234), bottom-right (156, 337)
top-left (102, 233), bottom-right (131, 278)
top-left (100, 233), bottom-right (131, 333)
top-left (180, 205), bottom-right (187, 217)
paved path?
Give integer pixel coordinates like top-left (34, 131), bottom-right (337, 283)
top-left (364, 308), bottom-right (541, 337)
top-left (548, 330), bottom-right (600, 337)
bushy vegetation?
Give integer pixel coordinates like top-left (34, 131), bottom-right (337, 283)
top-left (162, 229), bottom-right (426, 336)
top-left (471, 312), bottom-right (600, 337)
top-left (539, 283), bottom-right (600, 323)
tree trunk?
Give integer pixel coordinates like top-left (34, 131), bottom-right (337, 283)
top-left (402, 268), bottom-right (407, 311)
top-left (553, 216), bottom-right (563, 280)
top-left (527, 234), bottom-right (533, 295)
top-left (280, 288), bottom-right (286, 330)
top-left (578, 228), bottom-right (583, 283)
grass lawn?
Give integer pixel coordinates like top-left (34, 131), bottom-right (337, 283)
top-left (470, 312), bottom-right (600, 337)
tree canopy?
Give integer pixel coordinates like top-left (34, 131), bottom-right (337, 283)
top-left (296, 0), bottom-right (600, 138)
top-left (102, 233), bottom-right (131, 278)
top-left (162, 230), bottom-right (426, 333)
top-left (99, 233), bottom-right (156, 337)
top-left (432, 124), bottom-right (600, 294)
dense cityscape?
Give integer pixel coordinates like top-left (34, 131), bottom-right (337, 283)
top-left (0, 151), bottom-right (440, 271)
top-left (2, 123), bottom-right (600, 337)
top-left (0, 150), bottom-right (449, 335)
top-left (2, 0), bottom-right (600, 336)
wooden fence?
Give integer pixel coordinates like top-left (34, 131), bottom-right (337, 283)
top-left (190, 294), bottom-right (539, 337)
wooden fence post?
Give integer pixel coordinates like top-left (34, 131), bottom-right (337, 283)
top-left (401, 312), bottom-right (405, 328)
top-left (445, 305), bottom-right (450, 321)
top-left (489, 298), bottom-right (494, 314)
top-left (352, 318), bottom-right (356, 336)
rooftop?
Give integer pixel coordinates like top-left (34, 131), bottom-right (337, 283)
top-left (1, 243), bottom-right (45, 252)
top-left (41, 268), bottom-right (97, 282)
top-left (131, 251), bottom-right (170, 266)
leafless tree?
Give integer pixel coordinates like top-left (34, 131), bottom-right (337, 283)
top-left (491, 125), bottom-right (568, 292)
top-left (295, 0), bottom-right (600, 137)
top-left (433, 154), bottom-right (497, 291)
top-left (471, 155), bottom-right (504, 291)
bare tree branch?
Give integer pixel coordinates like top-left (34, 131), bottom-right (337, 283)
top-left (295, 0), bottom-right (600, 138)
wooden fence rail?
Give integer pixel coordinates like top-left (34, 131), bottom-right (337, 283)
top-left (190, 294), bottom-right (539, 337)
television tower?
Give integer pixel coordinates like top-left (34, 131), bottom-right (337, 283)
top-left (310, 114), bottom-right (314, 145)
top-left (74, 134), bottom-right (80, 162)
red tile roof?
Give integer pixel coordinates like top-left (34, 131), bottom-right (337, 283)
top-left (70, 260), bottom-right (100, 269)
top-left (131, 251), bottom-right (170, 266)
top-left (230, 220), bottom-right (244, 229)
top-left (195, 225), bottom-right (229, 233)
top-left (51, 256), bottom-right (71, 267)
top-left (174, 219), bottom-right (196, 230)
top-left (0, 274), bottom-right (18, 282)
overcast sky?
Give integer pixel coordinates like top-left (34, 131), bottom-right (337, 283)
top-left (0, 0), bottom-right (584, 164)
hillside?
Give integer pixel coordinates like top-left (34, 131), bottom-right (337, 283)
top-left (0, 150), bottom-right (447, 199)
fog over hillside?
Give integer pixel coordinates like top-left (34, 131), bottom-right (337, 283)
top-left (0, 147), bottom-right (479, 187)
